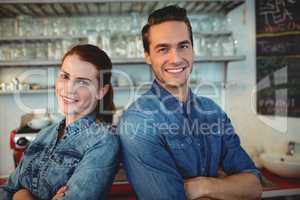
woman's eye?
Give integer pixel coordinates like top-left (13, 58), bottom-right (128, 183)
top-left (59, 73), bottom-right (68, 80)
top-left (78, 80), bottom-right (89, 86)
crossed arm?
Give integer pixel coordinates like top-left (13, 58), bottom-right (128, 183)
top-left (118, 112), bottom-right (262, 200)
top-left (6, 136), bottom-right (119, 200)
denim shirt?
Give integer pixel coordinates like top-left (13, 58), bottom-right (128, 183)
top-left (118, 80), bottom-right (261, 200)
top-left (1, 112), bottom-right (119, 200)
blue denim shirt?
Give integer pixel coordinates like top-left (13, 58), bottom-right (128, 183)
top-left (118, 80), bottom-right (261, 200)
top-left (1, 112), bottom-right (119, 200)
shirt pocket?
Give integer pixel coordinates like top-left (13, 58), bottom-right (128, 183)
top-left (165, 135), bottom-right (196, 177)
top-left (50, 150), bottom-right (82, 168)
top-left (24, 142), bottom-right (45, 155)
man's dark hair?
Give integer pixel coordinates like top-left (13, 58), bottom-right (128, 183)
top-left (141, 5), bottom-right (193, 53)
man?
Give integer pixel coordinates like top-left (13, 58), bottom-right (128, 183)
top-left (118, 5), bottom-right (262, 200)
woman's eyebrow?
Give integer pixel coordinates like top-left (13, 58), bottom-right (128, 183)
top-left (75, 77), bottom-right (92, 82)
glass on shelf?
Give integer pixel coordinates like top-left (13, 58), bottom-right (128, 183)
top-left (210, 14), bottom-right (226, 32)
top-left (36, 43), bottom-right (48, 59)
top-left (1, 18), bottom-right (16, 37)
top-left (1, 44), bottom-right (12, 61)
top-left (98, 31), bottom-right (111, 57)
top-left (111, 33), bottom-right (127, 58)
top-left (16, 15), bottom-right (33, 37)
top-left (130, 12), bottom-right (141, 34)
top-left (126, 35), bottom-right (137, 58)
top-left (198, 15), bottom-right (213, 33)
top-left (211, 37), bottom-right (222, 57)
top-left (221, 35), bottom-right (237, 56)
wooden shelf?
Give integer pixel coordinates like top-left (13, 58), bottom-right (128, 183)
top-left (0, 0), bottom-right (245, 17)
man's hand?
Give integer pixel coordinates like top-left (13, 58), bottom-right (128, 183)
top-left (184, 173), bottom-right (262, 200)
top-left (12, 189), bottom-right (36, 200)
top-left (51, 186), bottom-right (68, 200)
top-left (184, 177), bottom-right (212, 200)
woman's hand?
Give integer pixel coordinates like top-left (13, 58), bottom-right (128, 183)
top-left (12, 189), bottom-right (36, 200)
top-left (51, 186), bottom-right (68, 200)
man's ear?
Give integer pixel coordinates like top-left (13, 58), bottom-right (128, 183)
top-left (96, 84), bottom-right (109, 100)
top-left (144, 51), bottom-right (151, 65)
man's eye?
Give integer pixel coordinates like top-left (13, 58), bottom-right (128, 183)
top-left (180, 44), bottom-right (189, 49)
top-left (157, 48), bottom-right (168, 53)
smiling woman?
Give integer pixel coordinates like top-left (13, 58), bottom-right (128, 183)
top-left (0, 44), bottom-right (119, 200)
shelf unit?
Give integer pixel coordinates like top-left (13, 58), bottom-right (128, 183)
top-left (0, 0), bottom-right (245, 17)
top-left (0, 0), bottom-right (246, 94)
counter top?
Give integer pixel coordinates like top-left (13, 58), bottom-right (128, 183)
top-left (261, 168), bottom-right (300, 198)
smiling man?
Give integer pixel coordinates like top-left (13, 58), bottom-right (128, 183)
top-left (118, 5), bottom-right (262, 200)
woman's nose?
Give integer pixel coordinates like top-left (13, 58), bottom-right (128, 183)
top-left (63, 80), bottom-right (76, 93)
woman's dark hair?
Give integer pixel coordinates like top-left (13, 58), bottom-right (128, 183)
top-left (61, 44), bottom-right (115, 123)
top-left (142, 5), bottom-right (193, 53)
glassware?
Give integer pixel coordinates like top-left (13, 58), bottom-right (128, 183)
top-left (197, 36), bottom-right (208, 57)
top-left (198, 15), bottom-right (212, 32)
top-left (135, 35), bottom-right (144, 58)
top-left (111, 33), bottom-right (127, 58)
top-left (98, 31), bottom-right (111, 57)
top-left (221, 35), bottom-right (236, 56)
top-left (211, 15), bottom-right (223, 32)
top-left (193, 33), bottom-right (201, 57)
top-left (126, 35), bottom-right (137, 58)
top-left (2, 44), bottom-right (12, 61)
top-left (210, 37), bottom-right (222, 57)
top-left (130, 12), bottom-right (141, 34)
top-left (1, 18), bottom-right (15, 37)
top-left (16, 15), bottom-right (32, 37)
top-left (25, 43), bottom-right (37, 59)
top-left (36, 43), bottom-right (48, 59)
top-left (0, 47), bottom-right (3, 61)
top-left (47, 42), bottom-right (56, 60)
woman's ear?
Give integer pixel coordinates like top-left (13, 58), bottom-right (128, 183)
top-left (96, 84), bottom-right (109, 100)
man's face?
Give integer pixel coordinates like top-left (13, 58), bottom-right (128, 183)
top-left (145, 21), bottom-right (193, 89)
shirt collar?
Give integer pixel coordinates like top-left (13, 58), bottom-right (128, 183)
top-left (58, 111), bottom-right (97, 137)
top-left (150, 79), bottom-right (195, 114)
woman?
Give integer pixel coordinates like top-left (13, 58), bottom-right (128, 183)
top-left (0, 44), bottom-right (119, 200)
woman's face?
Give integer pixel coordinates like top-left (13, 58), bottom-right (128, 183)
top-left (56, 54), bottom-right (104, 119)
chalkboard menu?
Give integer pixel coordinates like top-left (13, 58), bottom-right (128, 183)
top-left (256, 0), bottom-right (300, 117)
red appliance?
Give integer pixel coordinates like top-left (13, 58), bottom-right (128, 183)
top-left (9, 127), bottom-right (136, 199)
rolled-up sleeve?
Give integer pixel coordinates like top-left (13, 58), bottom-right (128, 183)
top-left (118, 111), bottom-right (187, 200)
top-left (220, 112), bottom-right (262, 182)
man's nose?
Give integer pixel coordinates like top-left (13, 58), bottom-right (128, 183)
top-left (169, 49), bottom-right (181, 64)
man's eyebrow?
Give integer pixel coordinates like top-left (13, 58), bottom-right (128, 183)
top-left (178, 40), bottom-right (191, 45)
top-left (154, 40), bottom-right (191, 50)
top-left (154, 43), bottom-right (170, 50)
